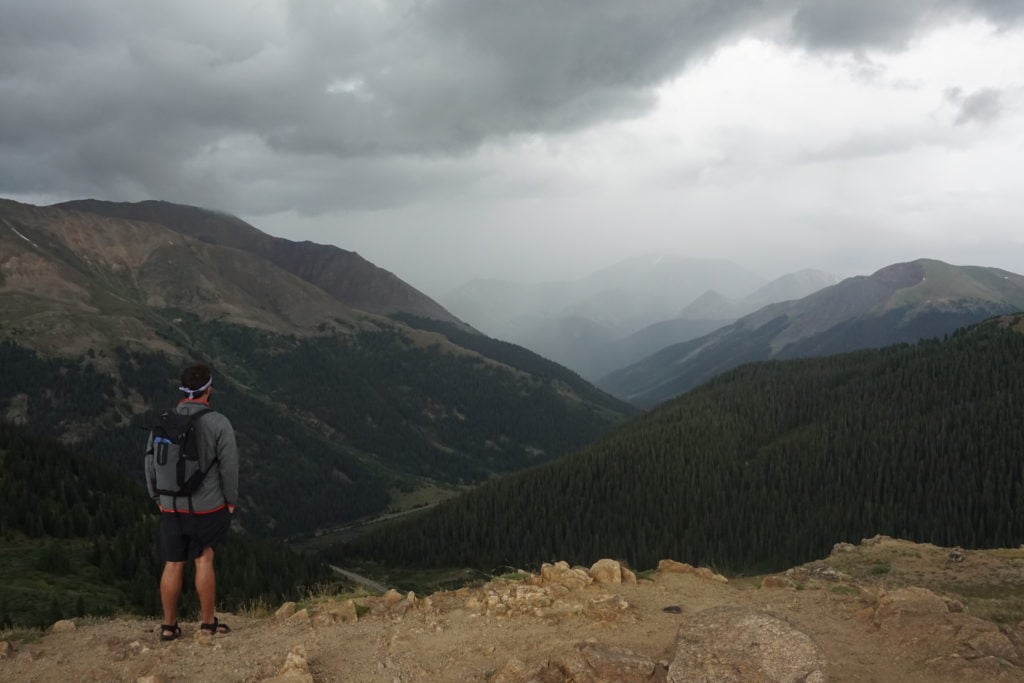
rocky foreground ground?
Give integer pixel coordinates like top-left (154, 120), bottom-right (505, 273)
top-left (4, 536), bottom-right (1024, 682)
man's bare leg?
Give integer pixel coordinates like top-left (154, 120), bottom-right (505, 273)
top-left (194, 546), bottom-right (216, 625)
top-left (160, 561), bottom-right (185, 634)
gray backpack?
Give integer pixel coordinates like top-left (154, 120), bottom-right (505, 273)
top-left (150, 408), bottom-right (214, 501)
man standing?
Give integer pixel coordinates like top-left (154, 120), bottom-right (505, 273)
top-left (145, 362), bottom-right (238, 641)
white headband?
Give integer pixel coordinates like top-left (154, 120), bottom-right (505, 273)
top-left (179, 377), bottom-right (212, 398)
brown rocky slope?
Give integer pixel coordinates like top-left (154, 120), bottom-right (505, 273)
top-left (5, 537), bottom-right (1024, 682)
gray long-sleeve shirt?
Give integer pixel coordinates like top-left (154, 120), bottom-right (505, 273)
top-left (144, 400), bottom-right (239, 513)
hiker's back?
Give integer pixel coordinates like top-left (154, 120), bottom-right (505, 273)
top-left (147, 401), bottom-right (238, 514)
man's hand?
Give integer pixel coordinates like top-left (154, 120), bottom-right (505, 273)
top-left (228, 504), bottom-right (236, 514)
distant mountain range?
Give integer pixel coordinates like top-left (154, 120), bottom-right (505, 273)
top-left (0, 198), bottom-right (632, 537)
top-left (601, 259), bottom-right (1024, 407)
top-left (443, 257), bottom-right (837, 380)
top-left (344, 313), bottom-right (1024, 573)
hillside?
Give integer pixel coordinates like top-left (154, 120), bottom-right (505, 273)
top-left (342, 314), bottom-right (1024, 574)
top-left (602, 259), bottom-right (1024, 407)
top-left (5, 538), bottom-right (1024, 681)
top-left (0, 199), bottom-right (632, 537)
top-left (54, 199), bottom-right (462, 325)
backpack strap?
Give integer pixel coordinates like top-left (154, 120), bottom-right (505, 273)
top-left (183, 408), bottom-right (214, 515)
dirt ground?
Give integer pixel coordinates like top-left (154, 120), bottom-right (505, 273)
top-left (4, 536), bottom-right (1024, 682)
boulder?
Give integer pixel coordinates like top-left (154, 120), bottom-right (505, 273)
top-left (657, 559), bottom-right (728, 583)
top-left (327, 599), bottom-right (359, 623)
top-left (288, 608), bottom-right (310, 625)
top-left (621, 567), bottom-right (638, 584)
top-left (589, 559), bottom-right (623, 585)
top-left (382, 589), bottom-right (404, 606)
top-left (657, 559), bottom-right (695, 574)
top-left (668, 607), bottom-right (827, 682)
top-left (538, 561), bottom-right (593, 589)
top-left (275, 602), bottom-right (297, 619)
top-left (50, 619), bottom-right (76, 633)
top-left (0, 641), bottom-right (10, 660)
top-left (832, 542), bottom-right (855, 553)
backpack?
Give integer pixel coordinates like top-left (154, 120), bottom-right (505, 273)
top-left (150, 408), bottom-right (214, 502)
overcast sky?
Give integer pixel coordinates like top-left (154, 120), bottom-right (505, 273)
top-left (2, 1), bottom-right (1023, 296)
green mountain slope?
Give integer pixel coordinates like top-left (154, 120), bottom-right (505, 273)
top-left (341, 314), bottom-right (1024, 574)
top-left (601, 259), bottom-right (1024, 407)
top-left (0, 199), bottom-right (632, 537)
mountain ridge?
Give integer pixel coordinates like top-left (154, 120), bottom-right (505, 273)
top-left (54, 198), bottom-right (464, 326)
top-left (601, 259), bottom-right (1024, 407)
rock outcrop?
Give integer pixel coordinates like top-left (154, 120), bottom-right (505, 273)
top-left (667, 607), bottom-right (827, 682)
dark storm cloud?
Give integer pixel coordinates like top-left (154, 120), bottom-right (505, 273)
top-left (0, 0), bottom-right (1018, 213)
top-left (789, 0), bottom-right (1024, 50)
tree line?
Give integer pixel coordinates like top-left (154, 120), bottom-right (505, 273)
top-left (338, 316), bottom-right (1024, 574)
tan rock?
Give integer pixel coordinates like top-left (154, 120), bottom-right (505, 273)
top-left (657, 559), bottom-right (695, 574)
top-left (288, 608), bottom-right (310, 624)
top-left (275, 601), bottom-right (297, 618)
top-left (137, 676), bottom-right (169, 683)
top-left (695, 567), bottom-right (729, 583)
top-left (0, 641), bottom-right (10, 659)
top-left (832, 542), bottom-right (856, 553)
top-left (539, 561), bottom-right (592, 589)
top-left (50, 619), bottom-right (76, 633)
top-left (621, 567), bottom-right (637, 584)
top-left (668, 607), bottom-right (827, 683)
top-left (264, 644), bottom-right (314, 683)
top-left (311, 612), bottom-right (335, 627)
top-left (382, 589), bottom-right (404, 605)
top-left (327, 599), bottom-right (358, 623)
top-left (589, 558), bottom-right (623, 585)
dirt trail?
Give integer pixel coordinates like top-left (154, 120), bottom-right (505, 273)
top-left (4, 537), bottom-right (1024, 682)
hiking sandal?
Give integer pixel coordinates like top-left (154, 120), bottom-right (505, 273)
top-left (199, 617), bottom-right (231, 635)
top-left (159, 623), bottom-right (181, 641)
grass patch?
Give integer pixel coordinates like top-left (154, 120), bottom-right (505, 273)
top-left (869, 562), bottom-right (892, 575)
top-left (830, 584), bottom-right (861, 596)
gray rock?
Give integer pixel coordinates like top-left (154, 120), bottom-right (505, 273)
top-left (668, 607), bottom-right (827, 682)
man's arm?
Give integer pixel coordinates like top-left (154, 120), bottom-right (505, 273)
top-left (217, 418), bottom-right (239, 512)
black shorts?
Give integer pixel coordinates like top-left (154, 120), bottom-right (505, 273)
top-left (159, 508), bottom-right (231, 562)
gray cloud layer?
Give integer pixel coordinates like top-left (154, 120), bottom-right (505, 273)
top-left (0, 0), bottom-right (1020, 213)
